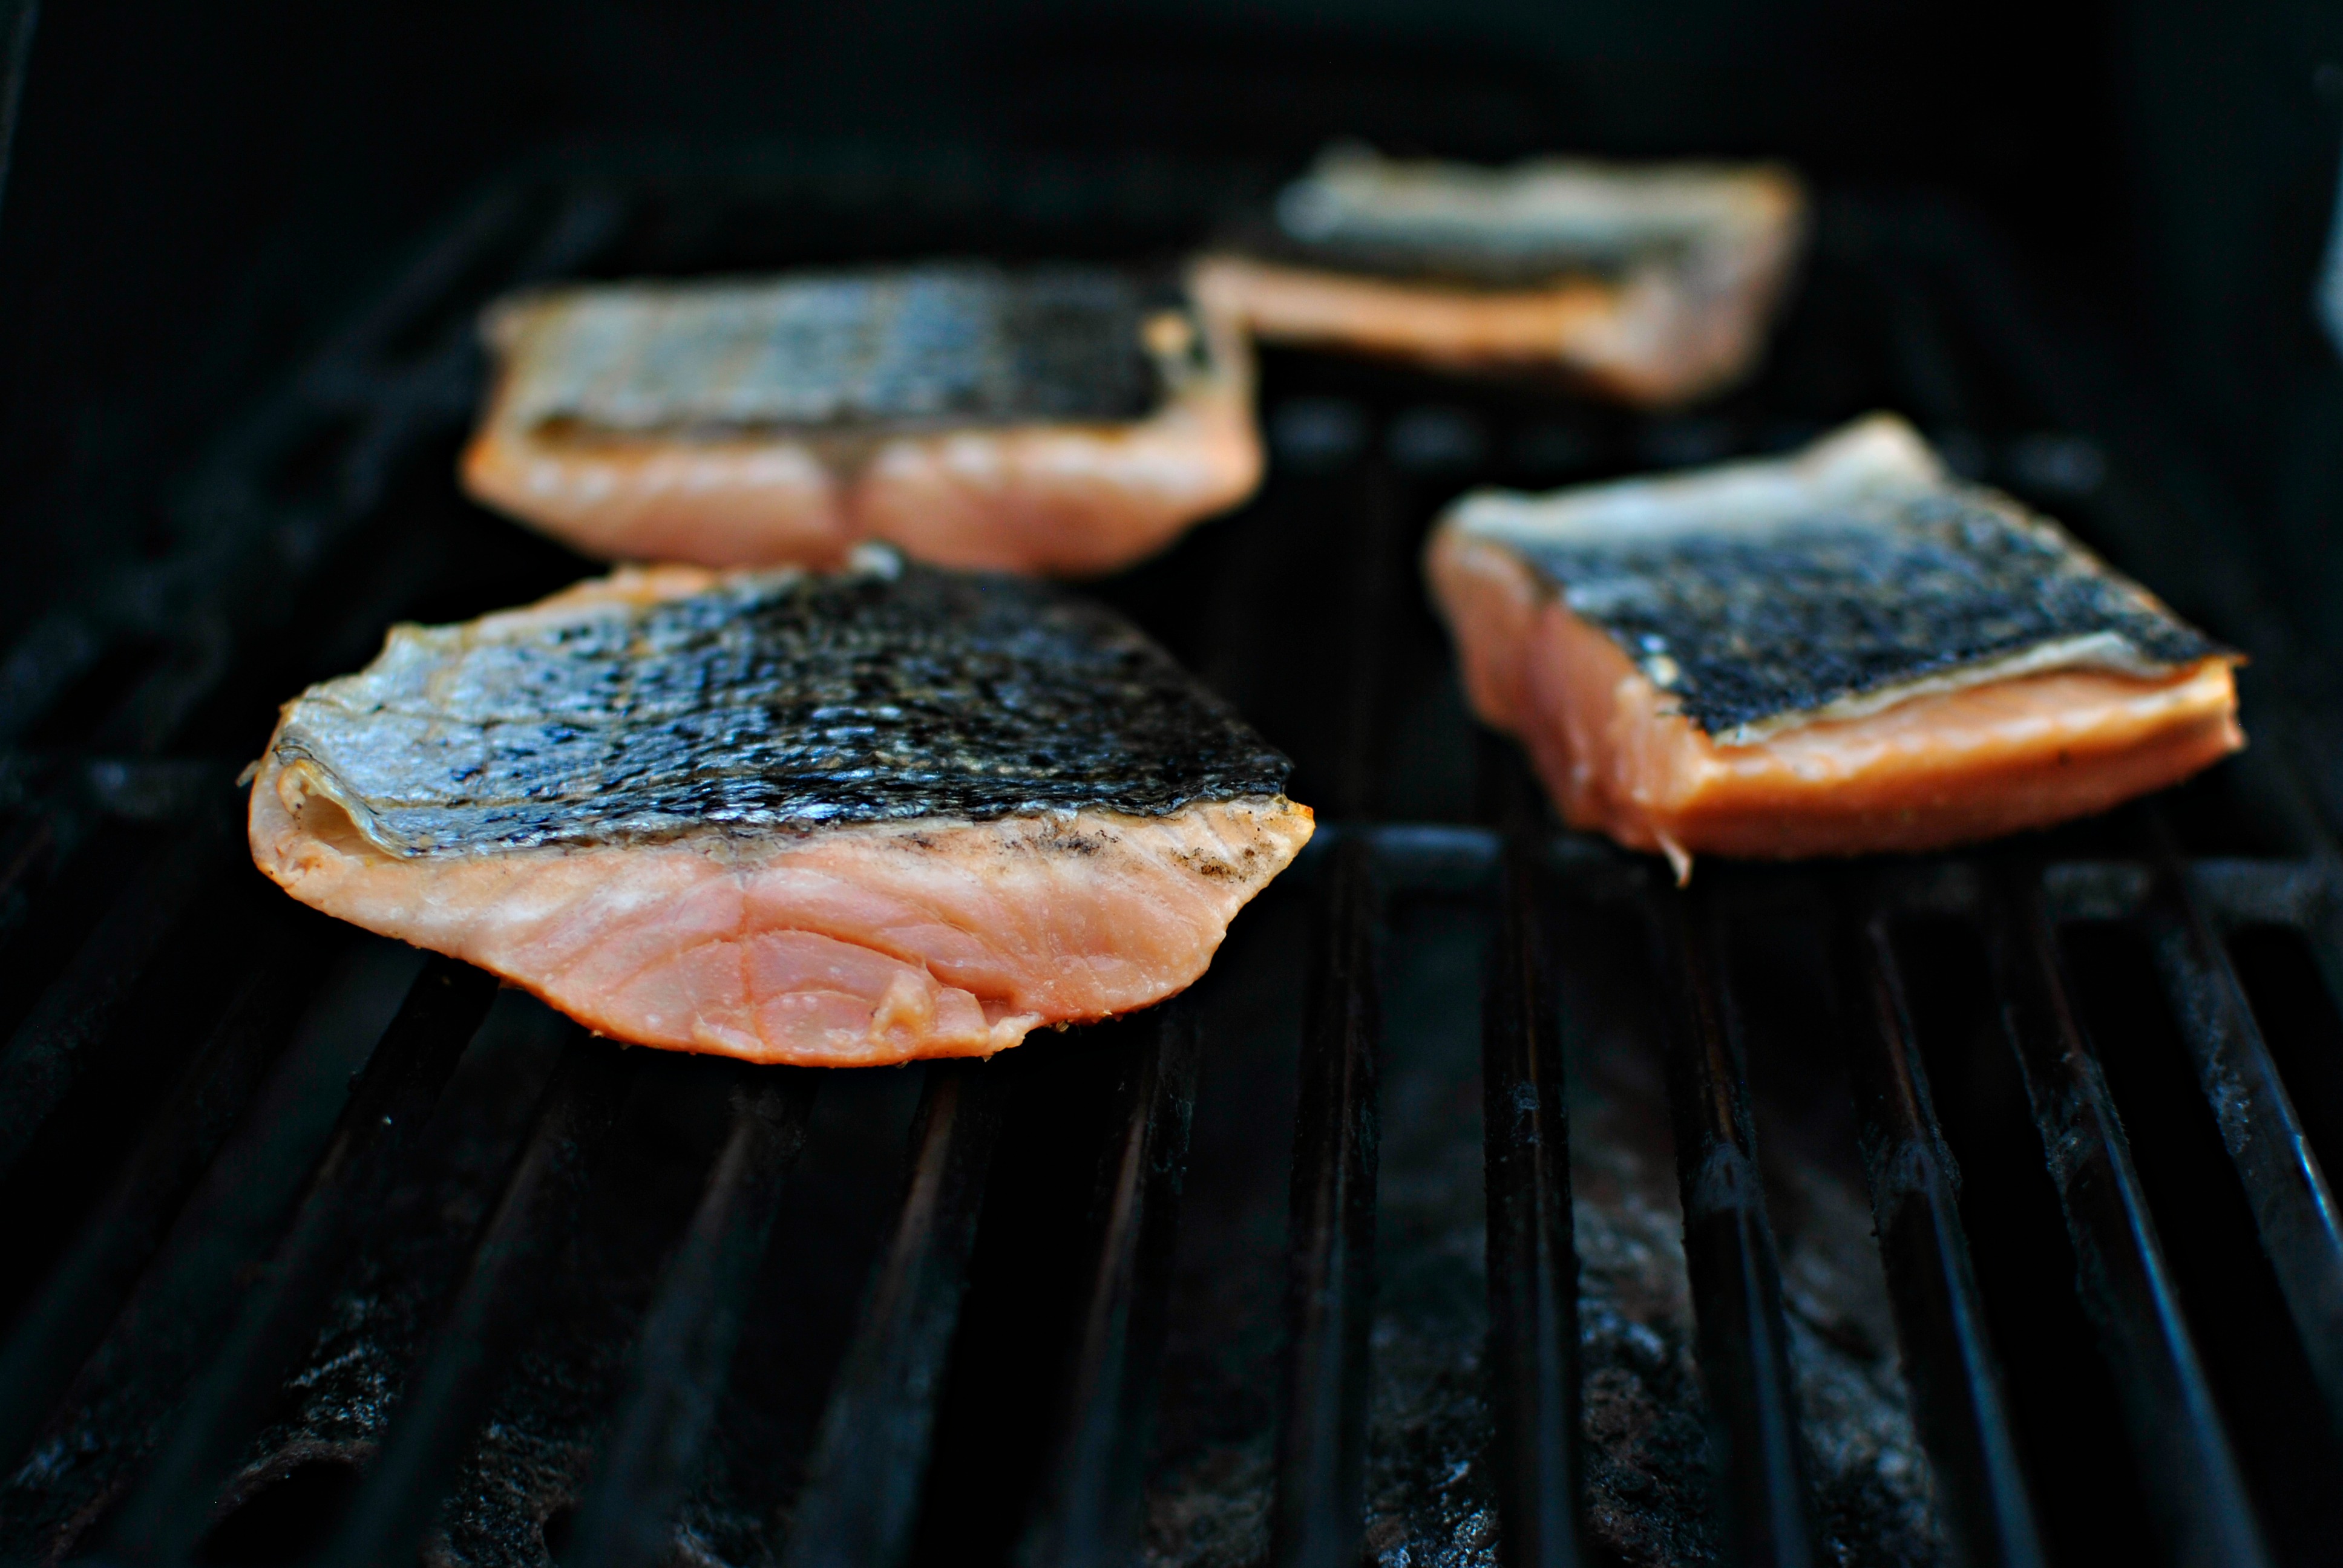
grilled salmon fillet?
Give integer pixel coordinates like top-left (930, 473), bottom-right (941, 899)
top-left (248, 554), bottom-right (1312, 1066)
top-left (1426, 415), bottom-right (2242, 876)
top-left (461, 265), bottom-right (1262, 577)
top-left (1193, 145), bottom-right (1805, 405)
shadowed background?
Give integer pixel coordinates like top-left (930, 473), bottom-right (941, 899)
top-left (0, 2), bottom-right (2338, 643)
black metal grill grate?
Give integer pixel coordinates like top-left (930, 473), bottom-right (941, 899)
top-left (0, 143), bottom-right (2339, 1568)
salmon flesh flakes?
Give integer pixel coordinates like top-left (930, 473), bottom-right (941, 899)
top-left (1477, 487), bottom-right (2225, 742)
top-left (269, 554), bottom-right (1293, 856)
top-left (497, 263), bottom-right (1184, 439)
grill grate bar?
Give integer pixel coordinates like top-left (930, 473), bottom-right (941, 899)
top-left (1838, 903), bottom-right (2046, 1568)
top-left (1648, 884), bottom-right (1817, 1568)
top-left (0, 817), bottom-right (231, 1182)
top-left (1012, 1001), bottom-right (1202, 1568)
top-left (1269, 835), bottom-right (1380, 1568)
top-left (779, 1059), bottom-right (1006, 1568)
top-left (564, 1063), bottom-right (820, 1568)
top-left (329, 1033), bottom-right (638, 1568)
top-left (1480, 829), bottom-right (1583, 1568)
top-left (0, 907), bottom-right (338, 1472)
top-left (1981, 870), bottom-right (2274, 1568)
top-left (2175, 858), bottom-right (2329, 929)
top-left (3, 153), bottom-right (2339, 1567)
top-left (2141, 858), bottom-right (2343, 1439)
top-left (97, 955), bottom-right (499, 1563)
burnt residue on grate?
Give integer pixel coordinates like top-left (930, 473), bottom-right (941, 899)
top-left (1717, 883), bottom-right (1950, 1567)
top-left (1554, 897), bottom-right (1726, 1568)
top-left (1139, 883), bottom-right (1950, 1568)
top-left (424, 1050), bottom-right (757, 1568)
top-left (0, 939), bottom-right (428, 1563)
top-left (1355, 894), bottom-right (1498, 1567)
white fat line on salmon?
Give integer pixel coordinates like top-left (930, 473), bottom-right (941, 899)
top-left (1693, 632), bottom-right (2214, 747)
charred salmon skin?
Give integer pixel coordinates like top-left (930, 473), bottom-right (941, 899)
top-left (248, 550), bottom-right (1312, 1065)
top-left (1191, 144), bottom-right (1806, 406)
top-left (1425, 415), bottom-right (2241, 877)
top-left (461, 264), bottom-right (1262, 576)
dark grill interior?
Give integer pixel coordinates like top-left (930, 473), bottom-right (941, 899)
top-left (1, 143), bottom-right (2341, 1568)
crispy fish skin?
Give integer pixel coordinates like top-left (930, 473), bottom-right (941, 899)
top-left (1425, 416), bottom-right (2243, 873)
top-left (258, 556), bottom-right (1296, 852)
top-left (460, 267), bottom-right (1262, 577)
top-left (247, 559), bottom-right (1313, 1065)
top-left (1193, 148), bottom-right (1805, 405)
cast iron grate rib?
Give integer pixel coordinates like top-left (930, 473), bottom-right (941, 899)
top-left (0, 143), bottom-right (2337, 1568)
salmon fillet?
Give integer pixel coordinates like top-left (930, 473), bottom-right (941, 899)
top-left (1193, 145), bottom-right (1805, 405)
top-left (247, 555), bottom-right (1312, 1066)
top-left (460, 265), bottom-right (1263, 577)
top-left (1425, 415), bottom-right (2243, 875)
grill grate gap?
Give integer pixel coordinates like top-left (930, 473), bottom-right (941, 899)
top-left (0, 904), bottom-right (347, 1465)
top-left (2227, 922), bottom-right (2343, 1193)
top-left (1714, 880), bottom-right (1956, 1568)
top-left (779, 1060), bottom-right (1004, 1568)
top-left (1269, 836), bottom-right (1381, 1568)
top-left (2129, 852), bottom-right (2343, 1442)
top-left (1888, 913), bottom-right (2159, 1568)
top-left (1647, 881), bottom-right (1818, 1568)
top-left (1981, 881), bottom-right (2272, 1566)
top-left (2056, 921), bottom-right (2343, 1564)
top-left (329, 1033), bottom-right (641, 1568)
top-left (1480, 825), bottom-right (1583, 1567)
top-left (902, 1032), bottom-right (1135, 1568)
top-left (99, 956), bottom-right (499, 1563)
top-left (1012, 1002), bottom-right (1203, 1568)
top-left (1837, 900), bottom-right (2045, 1568)
top-left (559, 1063), bottom-right (817, 1568)
top-left (192, 1455), bottom-right (363, 1566)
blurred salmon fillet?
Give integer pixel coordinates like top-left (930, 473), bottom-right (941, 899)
top-left (462, 264), bottom-right (1262, 577)
top-left (1194, 145), bottom-right (1806, 406)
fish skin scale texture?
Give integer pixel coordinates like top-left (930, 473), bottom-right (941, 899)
top-left (270, 555), bottom-right (1289, 856)
top-left (1509, 488), bottom-right (2223, 740)
top-left (499, 266), bottom-right (1172, 435)
top-left (462, 264), bottom-right (1265, 577)
top-left (1426, 415), bottom-right (2242, 874)
top-left (250, 557), bottom-right (1312, 1066)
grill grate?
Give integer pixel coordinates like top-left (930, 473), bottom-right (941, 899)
top-left (0, 143), bottom-right (2339, 1568)
top-left (1653, 879), bottom-right (1818, 1567)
